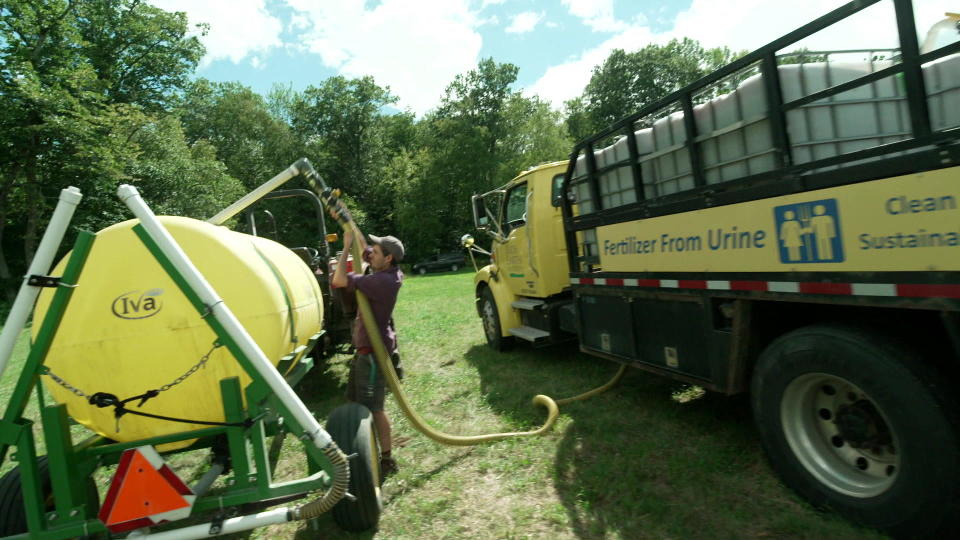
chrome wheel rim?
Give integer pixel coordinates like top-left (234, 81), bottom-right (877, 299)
top-left (481, 298), bottom-right (497, 343)
top-left (781, 373), bottom-right (900, 498)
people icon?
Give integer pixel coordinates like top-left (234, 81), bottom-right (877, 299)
top-left (810, 204), bottom-right (837, 260)
top-left (779, 210), bottom-right (804, 261)
top-left (776, 200), bottom-right (843, 263)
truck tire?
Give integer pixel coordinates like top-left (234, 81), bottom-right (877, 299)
top-left (751, 324), bottom-right (959, 536)
top-left (480, 287), bottom-right (512, 351)
top-left (326, 403), bottom-right (382, 532)
top-left (0, 456), bottom-right (100, 537)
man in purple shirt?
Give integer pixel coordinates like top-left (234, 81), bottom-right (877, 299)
top-left (332, 227), bottom-right (404, 477)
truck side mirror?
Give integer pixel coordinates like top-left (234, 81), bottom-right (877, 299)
top-left (472, 194), bottom-right (489, 229)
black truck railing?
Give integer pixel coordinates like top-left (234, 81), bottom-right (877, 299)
top-left (561, 0), bottom-right (960, 274)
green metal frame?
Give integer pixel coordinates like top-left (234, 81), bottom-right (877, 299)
top-left (0, 223), bottom-right (334, 539)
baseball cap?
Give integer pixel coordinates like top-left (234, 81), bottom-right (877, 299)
top-left (368, 234), bottom-right (405, 262)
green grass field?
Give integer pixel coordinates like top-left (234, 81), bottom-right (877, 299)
top-left (0, 270), bottom-right (884, 539)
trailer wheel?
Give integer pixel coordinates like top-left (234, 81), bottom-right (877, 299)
top-left (480, 287), bottom-right (512, 351)
top-left (326, 403), bottom-right (382, 532)
top-left (0, 456), bottom-right (100, 537)
top-left (751, 325), bottom-right (960, 536)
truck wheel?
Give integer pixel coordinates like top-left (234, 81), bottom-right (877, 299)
top-left (480, 287), bottom-right (512, 351)
top-left (326, 403), bottom-right (382, 532)
top-left (0, 456), bottom-right (100, 537)
top-left (751, 325), bottom-right (959, 536)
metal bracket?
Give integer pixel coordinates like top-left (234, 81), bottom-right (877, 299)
top-left (209, 508), bottom-right (237, 536)
top-left (27, 274), bottom-right (64, 288)
top-left (209, 513), bottom-right (225, 536)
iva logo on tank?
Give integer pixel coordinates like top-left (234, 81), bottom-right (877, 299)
top-left (111, 289), bottom-right (164, 319)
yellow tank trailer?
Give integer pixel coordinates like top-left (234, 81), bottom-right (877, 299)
top-left (33, 216), bottom-right (324, 449)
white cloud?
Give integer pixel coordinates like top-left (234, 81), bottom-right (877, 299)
top-left (284, 0), bottom-right (483, 116)
top-left (561, 0), bottom-right (626, 32)
top-left (531, 0), bottom-right (949, 110)
top-left (289, 13), bottom-right (311, 32)
top-left (150, 0), bottom-right (283, 67)
top-left (506, 11), bottom-right (544, 34)
top-left (481, 0), bottom-right (506, 6)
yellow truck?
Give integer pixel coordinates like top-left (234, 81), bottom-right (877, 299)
top-left (467, 1), bottom-right (960, 535)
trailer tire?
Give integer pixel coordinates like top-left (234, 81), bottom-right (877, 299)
top-left (480, 287), bottom-right (512, 351)
top-left (0, 456), bottom-right (100, 537)
top-left (751, 324), bottom-right (960, 536)
top-left (326, 403), bottom-right (382, 532)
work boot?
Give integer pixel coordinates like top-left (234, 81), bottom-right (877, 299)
top-left (380, 455), bottom-right (398, 480)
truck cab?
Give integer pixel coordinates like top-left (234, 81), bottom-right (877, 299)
top-left (469, 161), bottom-right (573, 348)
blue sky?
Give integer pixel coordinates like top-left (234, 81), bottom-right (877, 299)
top-left (151, 0), bottom-right (948, 117)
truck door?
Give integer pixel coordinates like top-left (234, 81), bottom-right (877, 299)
top-left (500, 182), bottom-right (539, 296)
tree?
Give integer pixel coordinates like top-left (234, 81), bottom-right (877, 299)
top-left (0, 0), bottom-right (217, 300)
top-left (497, 94), bottom-right (572, 181)
top-left (402, 59), bottom-right (571, 260)
top-left (179, 79), bottom-right (300, 189)
top-left (565, 38), bottom-right (741, 139)
top-left (290, 76), bottom-right (398, 195)
top-left (74, 0), bottom-right (205, 111)
top-left (0, 0), bottom-right (116, 294)
top-left (286, 76), bottom-right (410, 238)
top-left (123, 114), bottom-right (246, 220)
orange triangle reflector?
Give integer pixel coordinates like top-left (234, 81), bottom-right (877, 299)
top-left (99, 446), bottom-right (195, 533)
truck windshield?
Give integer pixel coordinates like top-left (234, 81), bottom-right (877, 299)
top-left (504, 183), bottom-right (527, 230)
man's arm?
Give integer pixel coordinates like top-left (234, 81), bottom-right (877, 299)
top-left (332, 228), bottom-right (354, 288)
top-left (352, 222), bottom-right (369, 253)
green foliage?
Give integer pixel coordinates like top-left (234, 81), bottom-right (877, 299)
top-left (402, 59), bottom-right (570, 262)
top-left (179, 79), bottom-right (300, 188)
top-left (0, 0), bottom-right (241, 299)
top-left (74, 0), bottom-right (205, 111)
top-left (287, 75), bottom-right (405, 237)
top-left (565, 38), bottom-right (742, 139)
top-left (124, 115), bottom-right (246, 219)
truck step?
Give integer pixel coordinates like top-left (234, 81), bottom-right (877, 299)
top-left (509, 325), bottom-right (551, 342)
top-left (511, 298), bottom-right (546, 311)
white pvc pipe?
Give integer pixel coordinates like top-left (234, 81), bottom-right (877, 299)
top-left (206, 164), bottom-right (300, 226)
top-left (125, 507), bottom-right (290, 539)
top-left (117, 185), bottom-right (332, 449)
top-left (0, 186), bottom-right (82, 379)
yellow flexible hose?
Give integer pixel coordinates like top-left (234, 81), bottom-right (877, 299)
top-left (292, 442), bottom-right (350, 519)
top-left (347, 241), bottom-right (628, 446)
top-left (554, 364), bottom-right (628, 406)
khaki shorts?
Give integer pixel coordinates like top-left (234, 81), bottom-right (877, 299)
top-left (345, 352), bottom-right (402, 412)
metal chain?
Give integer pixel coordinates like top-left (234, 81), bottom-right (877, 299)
top-left (158, 341), bottom-right (222, 392)
top-left (45, 368), bottom-right (89, 398)
top-left (43, 341), bottom-right (222, 398)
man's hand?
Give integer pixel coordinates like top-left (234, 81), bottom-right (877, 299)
top-left (328, 200), bottom-right (353, 225)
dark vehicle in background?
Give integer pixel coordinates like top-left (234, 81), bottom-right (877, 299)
top-left (412, 252), bottom-right (466, 274)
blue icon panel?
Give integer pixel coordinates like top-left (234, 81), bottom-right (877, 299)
top-left (773, 199), bottom-right (844, 263)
